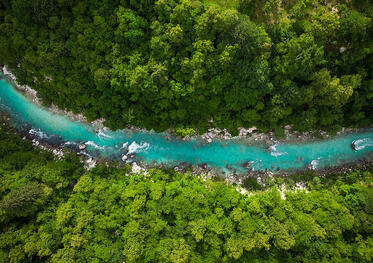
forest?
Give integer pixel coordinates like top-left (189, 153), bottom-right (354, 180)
top-left (0, 1), bottom-right (373, 262)
top-left (0, 0), bottom-right (372, 134)
top-left (0, 120), bottom-right (371, 262)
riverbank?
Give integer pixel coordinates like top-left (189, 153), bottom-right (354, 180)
top-left (1, 65), bottom-right (372, 185)
top-left (1, 105), bottom-right (372, 189)
top-left (1, 65), bottom-right (370, 146)
top-left (2, 104), bottom-right (371, 191)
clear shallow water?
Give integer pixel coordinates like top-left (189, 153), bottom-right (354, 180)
top-left (0, 75), bottom-right (372, 174)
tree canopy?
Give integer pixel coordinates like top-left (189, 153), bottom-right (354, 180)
top-left (0, 0), bottom-right (372, 133)
top-left (0, 122), bottom-right (372, 262)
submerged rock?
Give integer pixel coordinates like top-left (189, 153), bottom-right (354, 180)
top-left (243, 162), bottom-right (251, 169)
top-left (351, 140), bottom-right (357, 150)
top-left (122, 155), bottom-right (128, 161)
top-left (309, 160), bottom-right (319, 170)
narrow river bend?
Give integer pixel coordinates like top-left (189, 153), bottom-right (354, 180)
top-left (0, 75), bottom-right (372, 175)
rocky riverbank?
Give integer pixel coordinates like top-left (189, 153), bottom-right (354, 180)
top-left (1, 65), bottom-right (372, 185)
top-left (1, 105), bottom-right (372, 189)
top-left (2, 65), bottom-right (370, 147)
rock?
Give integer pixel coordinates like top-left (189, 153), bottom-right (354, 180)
top-left (85, 158), bottom-right (97, 170)
top-left (207, 138), bottom-right (212, 143)
top-left (78, 143), bottom-right (86, 150)
top-left (200, 163), bottom-right (208, 169)
top-left (131, 162), bottom-right (142, 174)
top-left (238, 126), bottom-right (257, 137)
top-left (129, 153), bottom-right (136, 159)
top-left (309, 160), bottom-right (319, 170)
top-left (351, 141), bottom-right (356, 150)
top-left (248, 126), bottom-right (257, 133)
top-left (222, 129), bottom-right (232, 139)
top-left (339, 46), bottom-right (347, 54)
top-left (122, 155), bottom-right (128, 161)
top-left (243, 162), bottom-right (251, 169)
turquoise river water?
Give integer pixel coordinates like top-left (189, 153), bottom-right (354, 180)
top-left (0, 75), bottom-right (372, 174)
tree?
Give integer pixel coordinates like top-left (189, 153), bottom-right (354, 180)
top-left (340, 9), bottom-right (371, 43)
top-left (231, 16), bottom-right (271, 59)
top-left (0, 182), bottom-right (46, 218)
top-left (273, 33), bottom-right (325, 80)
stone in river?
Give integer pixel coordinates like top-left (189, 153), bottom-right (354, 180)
top-left (129, 153), bottom-right (136, 159)
top-left (244, 162), bottom-right (251, 169)
top-left (122, 155), bottom-right (128, 161)
top-left (351, 141), bottom-right (357, 150)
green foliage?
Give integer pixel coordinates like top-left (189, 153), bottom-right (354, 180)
top-left (0, 182), bottom-right (42, 216)
top-left (340, 8), bottom-right (371, 43)
top-left (242, 176), bottom-right (262, 191)
top-left (174, 127), bottom-right (195, 137)
top-left (0, 126), bottom-right (372, 262)
top-left (0, 0), bottom-right (371, 134)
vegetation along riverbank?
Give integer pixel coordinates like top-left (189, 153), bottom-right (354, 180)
top-left (0, 1), bottom-right (372, 262)
top-left (0, 0), bottom-right (372, 135)
top-left (0, 123), bottom-right (372, 263)
top-left (1, 71), bottom-right (372, 185)
top-left (1, 65), bottom-right (371, 147)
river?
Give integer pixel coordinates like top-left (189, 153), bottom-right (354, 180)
top-left (0, 74), bottom-right (372, 175)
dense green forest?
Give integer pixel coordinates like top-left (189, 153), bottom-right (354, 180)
top-left (1, 1), bottom-right (373, 262)
top-left (0, 0), bottom-right (372, 134)
top-left (0, 122), bottom-right (372, 262)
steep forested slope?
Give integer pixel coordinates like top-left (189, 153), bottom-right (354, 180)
top-left (0, 0), bottom-right (372, 133)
